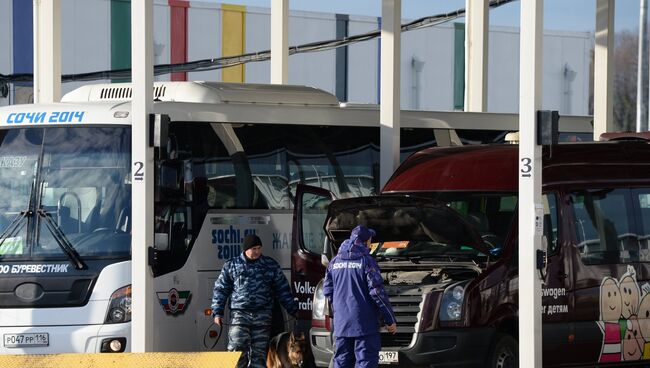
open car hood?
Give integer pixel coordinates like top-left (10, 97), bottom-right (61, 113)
top-left (324, 195), bottom-right (490, 256)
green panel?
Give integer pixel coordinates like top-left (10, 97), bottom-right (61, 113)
top-left (453, 22), bottom-right (465, 111)
top-left (111, 0), bottom-right (131, 82)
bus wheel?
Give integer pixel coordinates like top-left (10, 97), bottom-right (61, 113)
top-left (488, 333), bottom-right (517, 368)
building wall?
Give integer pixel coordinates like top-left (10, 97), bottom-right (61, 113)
top-left (61, 0), bottom-right (111, 95)
top-left (187, 1), bottom-right (221, 82)
top-left (1, 1), bottom-right (593, 116)
top-left (347, 16), bottom-right (380, 104)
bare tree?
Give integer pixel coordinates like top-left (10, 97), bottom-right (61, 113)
top-left (589, 30), bottom-right (640, 131)
top-left (614, 31), bottom-right (639, 131)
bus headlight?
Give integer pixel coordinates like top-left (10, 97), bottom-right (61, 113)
top-left (439, 281), bottom-right (469, 322)
top-left (105, 285), bottom-right (132, 324)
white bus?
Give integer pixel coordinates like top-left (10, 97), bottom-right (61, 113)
top-left (0, 81), bottom-right (592, 354)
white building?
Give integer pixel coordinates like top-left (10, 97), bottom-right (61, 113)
top-left (0, 0), bottom-right (592, 115)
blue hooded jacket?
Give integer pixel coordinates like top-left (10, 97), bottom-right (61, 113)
top-left (323, 231), bottom-right (396, 337)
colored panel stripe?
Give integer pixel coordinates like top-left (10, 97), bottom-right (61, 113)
top-left (335, 14), bottom-right (349, 102)
top-left (169, 0), bottom-right (189, 81)
top-left (12, 0), bottom-right (32, 84)
top-left (221, 4), bottom-right (246, 83)
top-left (453, 22), bottom-right (465, 110)
top-left (111, 0), bottom-right (131, 83)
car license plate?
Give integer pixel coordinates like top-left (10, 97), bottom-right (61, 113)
top-left (3, 333), bottom-right (49, 348)
top-left (379, 351), bottom-right (399, 364)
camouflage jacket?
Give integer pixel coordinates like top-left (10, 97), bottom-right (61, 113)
top-left (211, 253), bottom-right (298, 318)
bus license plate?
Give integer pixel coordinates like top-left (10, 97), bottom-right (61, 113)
top-left (3, 333), bottom-right (49, 348)
top-left (379, 351), bottom-right (398, 364)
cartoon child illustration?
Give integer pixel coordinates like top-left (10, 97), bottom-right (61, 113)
top-left (637, 284), bottom-right (650, 359)
top-left (623, 316), bottom-right (644, 361)
top-left (620, 265), bottom-right (641, 319)
top-left (599, 276), bottom-right (623, 363)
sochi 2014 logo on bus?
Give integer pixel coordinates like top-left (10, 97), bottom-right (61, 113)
top-left (156, 288), bottom-right (191, 315)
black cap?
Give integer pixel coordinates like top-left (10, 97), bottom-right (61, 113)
top-left (242, 234), bottom-right (262, 252)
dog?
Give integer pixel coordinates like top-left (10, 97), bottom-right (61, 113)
top-left (267, 331), bottom-right (316, 368)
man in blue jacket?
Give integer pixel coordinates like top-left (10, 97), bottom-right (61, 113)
top-left (211, 234), bottom-right (298, 368)
top-left (324, 225), bottom-right (397, 368)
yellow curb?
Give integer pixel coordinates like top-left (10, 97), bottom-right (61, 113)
top-left (0, 352), bottom-right (241, 368)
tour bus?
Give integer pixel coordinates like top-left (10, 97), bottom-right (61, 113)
top-left (298, 135), bottom-right (650, 367)
top-left (0, 81), bottom-right (591, 354)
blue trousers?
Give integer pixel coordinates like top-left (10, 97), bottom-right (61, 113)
top-left (333, 333), bottom-right (380, 368)
top-left (227, 310), bottom-right (272, 368)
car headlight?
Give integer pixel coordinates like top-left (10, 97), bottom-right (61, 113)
top-left (439, 281), bottom-right (469, 322)
top-left (105, 285), bottom-right (132, 324)
top-left (312, 280), bottom-right (326, 321)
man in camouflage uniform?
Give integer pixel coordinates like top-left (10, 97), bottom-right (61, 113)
top-left (212, 234), bottom-right (298, 368)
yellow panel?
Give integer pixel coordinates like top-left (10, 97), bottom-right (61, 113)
top-left (0, 352), bottom-right (241, 368)
top-left (221, 4), bottom-right (246, 83)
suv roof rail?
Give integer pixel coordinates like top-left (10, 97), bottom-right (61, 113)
top-left (599, 132), bottom-right (650, 142)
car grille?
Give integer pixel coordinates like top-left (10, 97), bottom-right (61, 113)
top-left (380, 287), bottom-right (423, 348)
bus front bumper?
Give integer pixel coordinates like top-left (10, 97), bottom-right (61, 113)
top-left (0, 322), bottom-right (130, 354)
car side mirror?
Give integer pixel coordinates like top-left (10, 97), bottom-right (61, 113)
top-left (322, 238), bottom-right (335, 267)
top-left (321, 254), bottom-right (330, 268)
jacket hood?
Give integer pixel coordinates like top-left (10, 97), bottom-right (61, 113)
top-left (337, 239), bottom-right (369, 260)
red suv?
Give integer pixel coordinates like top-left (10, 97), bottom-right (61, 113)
top-left (293, 138), bottom-right (650, 367)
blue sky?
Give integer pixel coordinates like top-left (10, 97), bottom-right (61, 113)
top-left (217, 0), bottom-right (642, 33)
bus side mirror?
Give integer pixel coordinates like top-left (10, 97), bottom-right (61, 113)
top-left (154, 232), bottom-right (170, 251)
top-left (156, 161), bottom-right (184, 200)
top-left (150, 114), bottom-right (170, 160)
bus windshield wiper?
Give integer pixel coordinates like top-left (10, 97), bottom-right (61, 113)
top-left (37, 209), bottom-right (86, 270)
top-left (0, 210), bottom-right (31, 249)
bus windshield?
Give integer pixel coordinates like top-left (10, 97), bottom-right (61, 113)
top-left (0, 127), bottom-right (131, 260)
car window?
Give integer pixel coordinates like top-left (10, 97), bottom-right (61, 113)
top-left (571, 188), bottom-right (647, 265)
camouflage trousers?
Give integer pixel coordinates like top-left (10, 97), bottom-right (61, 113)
top-left (227, 309), bottom-right (272, 368)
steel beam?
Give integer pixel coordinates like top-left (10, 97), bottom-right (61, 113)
top-left (379, 0), bottom-right (401, 188)
top-left (33, 0), bottom-right (61, 103)
top-left (131, 0), bottom-right (155, 353)
top-left (464, 0), bottom-right (488, 112)
top-left (594, 0), bottom-right (615, 137)
top-left (518, 0), bottom-right (543, 366)
top-left (271, 0), bottom-right (289, 84)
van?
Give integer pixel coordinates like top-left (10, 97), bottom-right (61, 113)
top-left (292, 138), bottom-right (650, 367)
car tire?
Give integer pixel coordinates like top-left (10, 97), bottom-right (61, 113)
top-left (488, 333), bottom-right (518, 368)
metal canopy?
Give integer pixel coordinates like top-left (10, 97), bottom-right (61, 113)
top-left (30, 0), bottom-right (618, 361)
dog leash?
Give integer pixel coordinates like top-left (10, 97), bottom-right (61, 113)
top-left (203, 322), bottom-right (223, 349)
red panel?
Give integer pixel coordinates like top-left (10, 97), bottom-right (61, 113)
top-left (169, 1), bottom-right (188, 81)
top-left (382, 146), bottom-right (519, 193)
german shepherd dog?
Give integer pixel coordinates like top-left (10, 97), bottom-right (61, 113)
top-left (267, 332), bottom-right (316, 368)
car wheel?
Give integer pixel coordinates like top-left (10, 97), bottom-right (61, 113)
top-left (489, 333), bottom-right (518, 368)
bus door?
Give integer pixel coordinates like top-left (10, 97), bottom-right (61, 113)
top-left (292, 184), bottom-right (335, 332)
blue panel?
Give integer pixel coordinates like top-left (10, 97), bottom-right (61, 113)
top-left (13, 0), bottom-right (33, 83)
